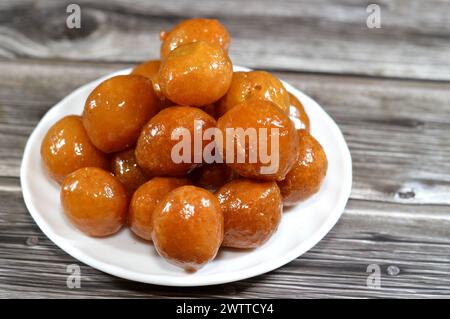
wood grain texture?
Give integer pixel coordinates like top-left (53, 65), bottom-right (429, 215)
top-left (0, 0), bottom-right (450, 80)
top-left (1, 0), bottom-right (450, 298)
top-left (0, 58), bottom-right (449, 298)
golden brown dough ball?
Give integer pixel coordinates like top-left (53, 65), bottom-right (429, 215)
top-left (288, 93), bottom-right (310, 132)
top-left (278, 130), bottom-right (328, 205)
top-left (216, 179), bottom-right (282, 248)
top-left (160, 18), bottom-right (230, 59)
top-left (60, 167), bottom-right (128, 237)
top-left (189, 163), bottom-right (236, 191)
top-left (82, 75), bottom-right (160, 153)
top-left (217, 99), bottom-right (299, 181)
top-left (135, 106), bottom-right (216, 177)
top-left (131, 60), bottom-right (160, 80)
top-left (154, 41), bottom-right (233, 106)
top-left (129, 177), bottom-right (190, 241)
top-left (131, 60), bottom-right (174, 109)
top-left (218, 71), bottom-right (290, 116)
top-left (110, 149), bottom-right (149, 193)
top-left (152, 185), bottom-right (223, 271)
top-left (40, 115), bottom-right (108, 184)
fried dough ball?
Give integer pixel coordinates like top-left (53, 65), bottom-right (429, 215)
top-left (82, 75), bottom-right (160, 153)
top-left (218, 71), bottom-right (290, 116)
top-left (154, 41), bottom-right (233, 106)
top-left (41, 115), bottom-right (108, 184)
top-left (152, 186), bottom-right (223, 271)
top-left (60, 167), bottom-right (128, 237)
top-left (288, 93), bottom-right (310, 132)
top-left (278, 130), bottom-right (328, 205)
top-left (160, 18), bottom-right (230, 59)
top-left (216, 179), bottom-right (282, 248)
top-left (217, 99), bottom-right (299, 181)
top-left (129, 177), bottom-right (190, 241)
top-left (131, 60), bottom-right (160, 80)
top-left (110, 149), bottom-right (148, 193)
top-left (189, 163), bottom-right (236, 191)
top-left (135, 106), bottom-right (216, 176)
top-left (131, 60), bottom-right (174, 109)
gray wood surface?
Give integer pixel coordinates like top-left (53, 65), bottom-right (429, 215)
top-left (1, 0), bottom-right (450, 298)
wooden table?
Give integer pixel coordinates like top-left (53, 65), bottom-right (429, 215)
top-left (1, 0), bottom-right (449, 298)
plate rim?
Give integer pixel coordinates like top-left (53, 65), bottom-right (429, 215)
top-left (20, 66), bottom-right (352, 286)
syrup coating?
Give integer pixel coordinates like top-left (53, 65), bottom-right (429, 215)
top-left (218, 71), bottom-right (290, 116)
top-left (217, 99), bottom-right (299, 181)
top-left (131, 60), bottom-right (174, 109)
top-left (40, 115), bottom-right (108, 184)
top-left (216, 179), bottom-right (282, 248)
top-left (39, 17), bottom-right (333, 266)
top-left (288, 93), bottom-right (310, 132)
top-left (152, 186), bottom-right (223, 271)
top-left (278, 130), bottom-right (328, 205)
top-left (131, 60), bottom-right (160, 80)
top-left (154, 41), bottom-right (233, 106)
top-left (129, 177), bottom-right (190, 241)
top-left (110, 149), bottom-right (149, 193)
top-left (201, 103), bottom-right (219, 119)
top-left (82, 75), bottom-right (160, 153)
top-left (60, 167), bottom-right (128, 237)
top-left (135, 106), bottom-right (216, 177)
top-left (160, 18), bottom-right (230, 59)
top-left (189, 163), bottom-right (236, 191)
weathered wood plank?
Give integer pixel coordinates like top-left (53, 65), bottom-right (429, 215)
top-left (1, 0), bottom-right (449, 299)
top-left (0, 0), bottom-right (450, 80)
top-left (279, 73), bottom-right (450, 206)
top-left (1, 179), bottom-right (449, 298)
top-left (0, 58), bottom-right (449, 297)
top-left (1, 58), bottom-right (449, 207)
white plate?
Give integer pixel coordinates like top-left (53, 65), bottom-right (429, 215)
top-left (21, 66), bottom-right (352, 286)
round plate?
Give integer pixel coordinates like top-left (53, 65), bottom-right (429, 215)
top-left (21, 66), bottom-right (352, 286)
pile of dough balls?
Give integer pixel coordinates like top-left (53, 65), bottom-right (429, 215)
top-left (40, 18), bottom-right (327, 272)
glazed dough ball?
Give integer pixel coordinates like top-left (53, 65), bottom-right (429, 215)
top-left (129, 177), bottom-right (190, 241)
top-left (278, 130), bottom-right (328, 205)
top-left (131, 60), bottom-right (160, 80)
top-left (110, 149), bottom-right (149, 193)
top-left (82, 75), bottom-right (160, 153)
top-left (152, 185), bottom-right (223, 271)
top-left (218, 71), bottom-right (290, 116)
top-left (189, 163), bottom-right (236, 191)
top-left (135, 106), bottom-right (216, 177)
top-left (160, 18), bottom-right (230, 59)
top-left (40, 115), bottom-right (108, 184)
top-left (217, 99), bottom-right (299, 181)
top-left (216, 179), bottom-right (282, 248)
top-left (60, 167), bottom-right (128, 237)
top-left (288, 93), bottom-right (310, 132)
top-left (131, 60), bottom-right (174, 109)
top-left (154, 41), bottom-right (233, 106)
